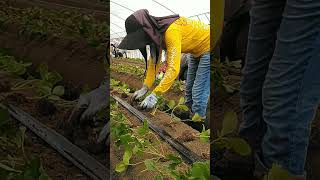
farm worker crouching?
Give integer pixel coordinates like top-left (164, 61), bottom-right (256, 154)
top-left (118, 9), bottom-right (210, 119)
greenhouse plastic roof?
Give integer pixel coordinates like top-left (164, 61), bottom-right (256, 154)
top-left (110, 0), bottom-right (210, 39)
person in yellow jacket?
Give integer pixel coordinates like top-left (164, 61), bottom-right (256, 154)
top-left (118, 9), bottom-right (210, 119)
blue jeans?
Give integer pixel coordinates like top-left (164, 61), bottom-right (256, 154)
top-left (239, 0), bottom-right (320, 175)
top-left (185, 52), bottom-right (210, 117)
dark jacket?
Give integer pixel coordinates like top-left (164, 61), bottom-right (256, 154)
top-left (220, 0), bottom-right (251, 65)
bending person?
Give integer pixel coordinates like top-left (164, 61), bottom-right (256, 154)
top-left (118, 9), bottom-right (210, 120)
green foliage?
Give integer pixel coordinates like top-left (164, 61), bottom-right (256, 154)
top-left (172, 80), bottom-right (185, 92)
top-left (192, 113), bottom-right (204, 122)
top-left (0, 55), bottom-right (31, 76)
top-left (199, 125), bottom-right (210, 143)
top-left (111, 63), bottom-right (145, 78)
top-left (213, 111), bottom-right (251, 156)
top-left (263, 164), bottom-right (295, 180)
top-left (165, 97), bottom-right (189, 122)
top-left (0, 6), bottom-right (108, 47)
top-left (0, 108), bottom-right (50, 179)
top-left (110, 78), bottom-right (131, 94)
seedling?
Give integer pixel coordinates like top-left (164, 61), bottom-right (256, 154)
top-left (0, 55), bottom-right (31, 76)
top-left (0, 108), bottom-right (50, 179)
top-left (212, 111), bottom-right (251, 156)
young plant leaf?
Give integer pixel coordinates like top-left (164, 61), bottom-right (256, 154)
top-left (47, 71), bottom-right (62, 85)
top-left (168, 100), bottom-right (175, 110)
top-left (199, 125), bottom-right (210, 143)
top-left (192, 113), bottom-right (203, 122)
top-left (166, 154), bottom-right (183, 169)
top-left (178, 97), bottom-right (185, 105)
top-left (223, 137), bottom-right (251, 156)
top-left (221, 111), bottom-right (238, 136)
top-left (38, 63), bottom-right (49, 80)
top-left (264, 164), bottom-right (294, 180)
top-left (115, 162), bottom-right (127, 173)
top-left (144, 159), bottom-right (157, 171)
top-left (190, 161), bottom-right (210, 180)
top-left (137, 120), bottom-right (149, 136)
top-left (179, 105), bottom-right (189, 112)
top-left (123, 149), bottom-right (132, 165)
top-left (52, 86), bottom-right (65, 96)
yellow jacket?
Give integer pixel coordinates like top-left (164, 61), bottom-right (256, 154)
top-left (144, 17), bottom-right (210, 94)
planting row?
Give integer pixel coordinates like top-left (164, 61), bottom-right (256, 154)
top-left (0, 4), bottom-right (108, 48)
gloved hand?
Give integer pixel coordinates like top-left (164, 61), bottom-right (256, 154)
top-left (77, 82), bottom-right (108, 122)
top-left (131, 84), bottom-right (148, 101)
top-left (139, 93), bottom-right (158, 109)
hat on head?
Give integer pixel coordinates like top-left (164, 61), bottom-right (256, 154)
top-left (118, 15), bottom-right (151, 50)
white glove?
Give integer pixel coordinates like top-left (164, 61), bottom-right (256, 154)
top-left (140, 93), bottom-right (158, 109)
top-left (132, 84), bottom-right (148, 100)
top-left (77, 83), bottom-right (108, 121)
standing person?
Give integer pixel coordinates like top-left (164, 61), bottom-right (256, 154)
top-left (239, 0), bottom-right (320, 179)
top-left (118, 9), bottom-right (210, 120)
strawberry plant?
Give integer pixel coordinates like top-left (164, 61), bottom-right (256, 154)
top-left (0, 54), bottom-right (32, 76)
top-left (110, 99), bottom-right (210, 179)
top-left (212, 111), bottom-right (251, 156)
top-left (0, 108), bottom-right (50, 179)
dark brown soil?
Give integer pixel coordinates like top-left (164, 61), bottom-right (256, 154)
top-left (0, 23), bottom-right (107, 89)
top-left (35, 98), bottom-right (57, 116)
top-left (6, 0), bottom-right (108, 21)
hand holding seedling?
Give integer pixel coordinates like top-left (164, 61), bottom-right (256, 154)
top-left (130, 84), bottom-right (148, 101)
top-left (139, 93), bottom-right (158, 109)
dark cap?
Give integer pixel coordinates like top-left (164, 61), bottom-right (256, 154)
top-left (118, 15), bottom-right (151, 50)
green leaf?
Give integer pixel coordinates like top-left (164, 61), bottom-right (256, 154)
top-left (137, 120), bottom-right (149, 135)
top-left (168, 100), bottom-right (175, 110)
top-left (38, 63), bottom-right (49, 80)
top-left (144, 159), bottom-right (157, 171)
top-left (115, 162), bottom-right (127, 173)
top-left (153, 175), bottom-right (163, 180)
top-left (166, 154), bottom-right (183, 169)
top-left (192, 113), bottom-right (203, 122)
top-left (179, 105), bottom-right (189, 112)
top-left (264, 164), bottom-right (294, 180)
top-left (119, 134), bottom-right (134, 145)
top-left (178, 97), bottom-right (185, 105)
top-left (48, 95), bottom-right (60, 101)
top-left (133, 145), bottom-right (142, 155)
top-left (199, 125), bottom-right (210, 143)
top-left (190, 161), bottom-right (210, 180)
top-left (52, 86), bottom-right (64, 96)
top-left (47, 71), bottom-right (62, 85)
top-left (221, 111), bottom-right (238, 136)
top-left (37, 85), bottom-right (52, 96)
top-left (123, 149), bottom-right (132, 165)
top-left (223, 137), bottom-right (251, 156)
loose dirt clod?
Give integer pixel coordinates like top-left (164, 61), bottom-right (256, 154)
top-left (36, 98), bottom-right (57, 116)
top-left (0, 80), bottom-right (11, 92)
top-left (176, 130), bottom-right (195, 142)
top-left (4, 93), bottom-right (27, 105)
